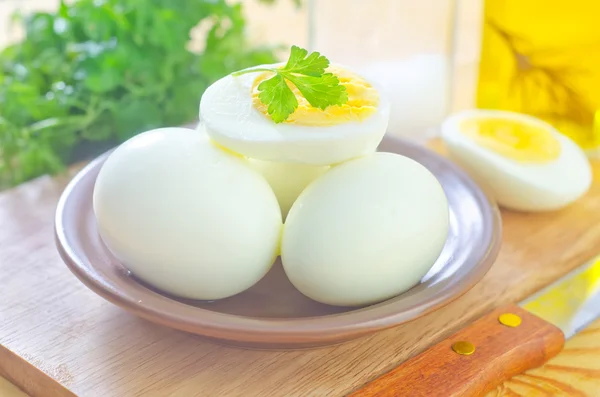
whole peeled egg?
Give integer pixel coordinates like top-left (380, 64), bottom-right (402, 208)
top-left (93, 127), bottom-right (282, 300)
top-left (247, 159), bottom-right (330, 219)
top-left (199, 64), bottom-right (390, 165)
top-left (281, 152), bottom-right (449, 306)
top-left (441, 110), bottom-right (592, 212)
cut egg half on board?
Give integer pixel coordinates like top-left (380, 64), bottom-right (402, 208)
top-left (441, 110), bottom-right (592, 212)
top-left (199, 63), bottom-right (391, 165)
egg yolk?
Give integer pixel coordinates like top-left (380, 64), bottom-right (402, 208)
top-left (460, 118), bottom-right (561, 163)
top-left (251, 66), bottom-right (379, 126)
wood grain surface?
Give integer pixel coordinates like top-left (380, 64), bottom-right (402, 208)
top-left (4, 322), bottom-right (600, 397)
top-left (2, 152), bottom-right (600, 397)
top-left (349, 305), bottom-right (565, 397)
top-left (485, 319), bottom-right (600, 397)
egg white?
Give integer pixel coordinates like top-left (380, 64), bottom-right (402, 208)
top-left (442, 110), bottom-right (592, 212)
top-left (247, 159), bottom-right (330, 219)
top-left (199, 63), bottom-right (391, 165)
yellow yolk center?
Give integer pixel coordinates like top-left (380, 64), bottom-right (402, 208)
top-left (461, 118), bottom-right (561, 163)
top-left (251, 66), bottom-right (379, 126)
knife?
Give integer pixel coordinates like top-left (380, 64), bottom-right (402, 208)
top-left (349, 256), bottom-right (600, 397)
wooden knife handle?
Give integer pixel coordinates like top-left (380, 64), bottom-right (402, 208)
top-left (348, 304), bottom-right (565, 397)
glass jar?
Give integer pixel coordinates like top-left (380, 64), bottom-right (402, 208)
top-left (306, 0), bottom-right (459, 142)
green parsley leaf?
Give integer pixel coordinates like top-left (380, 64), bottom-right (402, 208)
top-left (257, 74), bottom-right (299, 123)
top-left (283, 45), bottom-right (329, 77)
top-left (232, 45), bottom-right (348, 123)
top-left (284, 72), bottom-right (347, 110)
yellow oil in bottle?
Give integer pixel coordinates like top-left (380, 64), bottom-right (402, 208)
top-left (476, 0), bottom-right (600, 157)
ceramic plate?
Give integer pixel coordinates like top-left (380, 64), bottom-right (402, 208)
top-left (55, 135), bottom-right (502, 349)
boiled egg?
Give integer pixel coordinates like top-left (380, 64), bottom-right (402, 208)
top-left (247, 159), bottom-right (330, 219)
top-left (441, 110), bottom-right (592, 212)
top-left (281, 152), bottom-right (449, 307)
top-left (194, 122), bottom-right (329, 220)
top-left (93, 127), bottom-right (282, 300)
top-left (199, 64), bottom-right (391, 165)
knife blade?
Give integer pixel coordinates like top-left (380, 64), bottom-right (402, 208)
top-left (349, 256), bottom-right (600, 397)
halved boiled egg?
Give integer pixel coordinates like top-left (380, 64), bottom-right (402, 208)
top-left (441, 110), bottom-right (592, 212)
top-left (199, 63), bottom-right (391, 165)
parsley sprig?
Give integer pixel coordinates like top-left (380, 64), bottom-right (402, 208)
top-left (232, 45), bottom-right (349, 123)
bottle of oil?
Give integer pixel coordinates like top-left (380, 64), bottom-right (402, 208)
top-left (476, 0), bottom-right (600, 157)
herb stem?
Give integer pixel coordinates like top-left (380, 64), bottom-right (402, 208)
top-left (231, 67), bottom-right (275, 77)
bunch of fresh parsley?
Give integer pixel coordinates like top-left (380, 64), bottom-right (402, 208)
top-left (0, 0), bottom-right (278, 188)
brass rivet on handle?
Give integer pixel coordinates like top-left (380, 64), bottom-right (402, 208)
top-left (499, 313), bottom-right (522, 328)
top-left (451, 341), bottom-right (475, 356)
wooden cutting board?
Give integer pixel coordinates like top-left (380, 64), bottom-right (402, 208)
top-left (3, 152), bottom-right (600, 397)
top-left (5, 320), bottom-right (600, 397)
